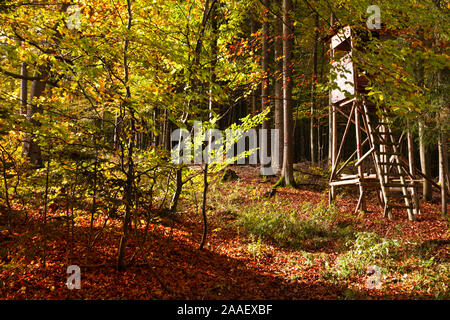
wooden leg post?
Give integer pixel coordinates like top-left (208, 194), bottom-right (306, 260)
top-left (355, 103), bottom-right (366, 213)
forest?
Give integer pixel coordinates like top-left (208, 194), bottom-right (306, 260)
top-left (0, 0), bottom-right (449, 301)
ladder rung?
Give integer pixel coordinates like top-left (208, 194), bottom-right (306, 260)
top-left (388, 191), bottom-right (412, 197)
top-left (384, 183), bottom-right (412, 188)
top-left (373, 140), bottom-right (398, 146)
top-left (380, 175), bottom-right (406, 180)
top-left (382, 171), bottom-right (409, 174)
top-left (381, 175), bottom-right (409, 179)
top-left (378, 162), bottom-right (405, 166)
top-left (375, 132), bottom-right (395, 135)
top-left (389, 195), bottom-right (413, 200)
top-left (385, 177), bottom-right (411, 181)
top-left (368, 121), bottom-right (389, 125)
top-left (382, 169), bottom-right (408, 173)
top-left (377, 151), bottom-right (401, 156)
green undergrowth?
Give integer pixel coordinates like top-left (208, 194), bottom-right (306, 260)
top-left (322, 232), bottom-right (450, 299)
top-left (234, 200), bottom-right (355, 250)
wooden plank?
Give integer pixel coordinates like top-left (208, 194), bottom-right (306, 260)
top-left (331, 53), bottom-right (355, 104)
top-left (355, 146), bottom-right (375, 167)
top-left (361, 101), bottom-right (392, 219)
top-left (331, 26), bottom-right (352, 50)
top-left (387, 129), bottom-right (415, 221)
top-left (330, 178), bottom-right (360, 186)
top-left (335, 107), bottom-right (368, 135)
top-left (339, 174), bottom-right (358, 179)
top-left (355, 103), bottom-right (366, 211)
top-left (384, 183), bottom-right (411, 188)
top-left (378, 151), bottom-right (401, 156)
top-left (336, 137), bottom-right (369, 176)
top-left (378, 162), bottom-right (407, 166)
top-left (407, 124), bottom-right (420, 216)
top-left (329, 33), bottom-right (338, 204)
top-left (329, 103), bottom-right (356, 182)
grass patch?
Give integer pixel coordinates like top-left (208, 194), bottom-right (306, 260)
top-left (324, 232), bottom-right (402, 280)
top-left (323, 232), bottom-right (450, 299)
top-left (246, 234), bottom-right (274, 260)
top-left (235, 200), bottom-right (354, 250)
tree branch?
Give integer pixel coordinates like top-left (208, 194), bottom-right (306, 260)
top-left (0, 67), bottom-right (44, 81)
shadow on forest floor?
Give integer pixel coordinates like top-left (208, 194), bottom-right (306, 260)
top-left (0, 164), bottom-right (448, 300)
top-left (1, 204), bottom-right (446, 300)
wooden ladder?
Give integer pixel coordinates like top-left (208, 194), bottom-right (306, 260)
top-left (361, 101), bottom-right (419, 220)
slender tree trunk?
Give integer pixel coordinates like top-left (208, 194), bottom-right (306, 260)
top-left (328, 13), bottom-right (337, 203)
top-left (117, 0), bottom-right (134, 272)
top-left (250, 16), bottom-right (258, 114)
top-left (160, 110), bottom-right (169, 150)
top-left (438, 120), bottom-right (447, 216)
top-left (20, 62), bottom-right (27, 115)
top-left (22, 75), bottom-right (46, 167)
top-left (274, 0), bottom-right (284, 172)
top-left (0, 153), bottom-right (11, 211)
top-left (210, 1), bottom-right (218, 117)
top-left (42, 156), bottom-right (50, 268)
top-left (415, 56), bottom-right (432, 201)
top-left (199, 163), bottom-right (209, 250)
top-left (261, 0), bottom-right (270, 174)
top-left (310, 13), bottom-right (319, 164)
top-left (318, 40), bottom-right (325, 162)
top-left (0, 150), bottom-right (12, 231)
top-left (281, 0), bottom-right (295, 186)
top-left (407, 121), bottom-right (419, 218)
top-left (170, 168), bottom-right (183, 212)
top-left (437, 70), bottom-right (448, 216)
top-left (328, 13), bottom-right (334, 167)
top-left (419, 120), bottom-right (432, 200)
top-left (113, 111), bottom-right (119, 149)
top-left (89, 146), bottom-right (99, 248)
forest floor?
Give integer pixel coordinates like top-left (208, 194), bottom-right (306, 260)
top-left (0, 164), bottom-right (449, 300)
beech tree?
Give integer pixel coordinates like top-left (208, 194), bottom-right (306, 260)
top-left (273, 0), bottom-right (284, 172)
top-left (280, 0), bottom-right (295, 186)
top-left (0, 0), bottom-right (448, 279)
top-left (260, 0), bottom-right (270, 174)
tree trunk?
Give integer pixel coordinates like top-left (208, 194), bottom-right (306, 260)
top-left (22, 74), bottom-right (46, 167)
top-left (438, 119), bottom-right (448, 216)
top-left (310, 13), bottom-right (318, 164)
top-left (328, 13), bottom-right (334, 167)
top-left (20, 62), bottom-right (27, 115)
top-left (415, 55), bottom-right (432, 201)
top-left (250, 16), bottom-right (258, 114)
top-left (274, 0), bottom-right (284, 172)
top-left (261, 0), bottom-right (270, 174)
top-left (407, 121), bottom-right (419, 218)
top-left (318, 40), bottom-right (325, 162)
top-left (328, 13), bottom-right (337, 203)
top-left (170, 168), bottom-right (183, 212)
top-left (281, 0), bottom-right (295, 186)
top-left (117, 0), bottom-right (134, 271)
top-left (419, 120), bottom-right (432, 201)
top-left (437, 70), bottom-right (448, 216)
top-left (199, 163), bottom-right (209, 250)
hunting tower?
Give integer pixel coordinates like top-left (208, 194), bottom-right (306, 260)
top-left (328, 25), bottom-right (422, 221)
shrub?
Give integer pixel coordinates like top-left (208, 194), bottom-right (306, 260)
top-left (236, 201), bottom-right (302, 247)
top-left (235, 200), bottom-right (351, 249)
top-left (324, 232), bottom-right (402, 280)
